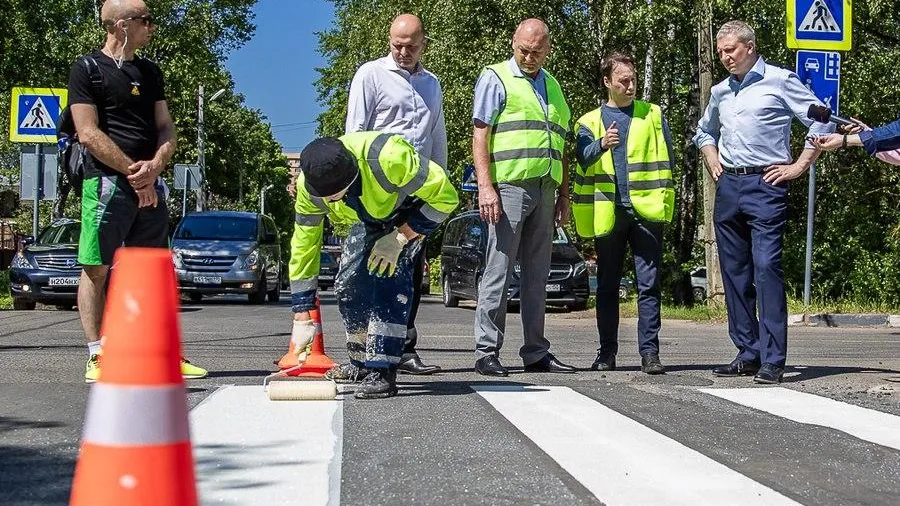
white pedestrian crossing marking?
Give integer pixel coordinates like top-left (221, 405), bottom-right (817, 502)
top-left (473, 385), bottom-right (803, 506)
top-left (700, 387), bottom-right (900, 451)
top-left (190, 386), bottom-right (343, 505)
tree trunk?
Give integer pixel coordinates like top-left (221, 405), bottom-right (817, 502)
top-left (642, 0), bottom-right (655, 100)
top-left (697, 0), bottom-right (725, 307)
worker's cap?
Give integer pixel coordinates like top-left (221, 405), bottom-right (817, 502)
top-left (300, 137), bottom-right (359, 198)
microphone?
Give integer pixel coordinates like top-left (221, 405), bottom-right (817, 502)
top-left (807, 104), bottom-right (856, 127)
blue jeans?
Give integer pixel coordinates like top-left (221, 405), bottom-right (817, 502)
top-left (334, 223), bottom-right (422, 370)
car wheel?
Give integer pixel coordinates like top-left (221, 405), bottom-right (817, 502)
top-left (248, 273), bottom-right (267, 305)
top-left (618, 285), bottom-right (628, 299)
top-left (13, 298), bottom-right (36, 310)
top-left (692, 287), bottom-right (706, 302)
top-left (267, 278), bottom-right (281, 303)
top-left (189, 293), bottom-right (203, 303)
top-left (571, 300), bottom-right (588, 311)
top-left (54, 304), bottom-right (75, 311)
top-left (442, 276), bottom-right (458, 308)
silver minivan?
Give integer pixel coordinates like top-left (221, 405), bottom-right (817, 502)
top-left (171, 211), bottom-right (282, 304)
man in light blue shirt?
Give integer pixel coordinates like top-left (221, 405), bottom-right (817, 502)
top-left (693, 20), bottom-right (834, 384)
top-left (338, 14), bottom-right (447, 378)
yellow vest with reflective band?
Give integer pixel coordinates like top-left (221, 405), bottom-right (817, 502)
top-left (486, 62), bottom-right (570, 185)
top-left (288, 132), bottom-right (459, 290)
top-left (572, 101), bottom-right (674, 238)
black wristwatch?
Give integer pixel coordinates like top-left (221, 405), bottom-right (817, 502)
top-left (841, 134), bottom-right (848, 148)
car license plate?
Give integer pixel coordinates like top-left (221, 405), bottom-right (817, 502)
top-left (48, 277), bottom-right (80, 286)
top-left (193, 276), bottom-right (222, 285)
top-left (319, 275), bottom-right (334, 281)
top-left (546, 284), bottom-right (561, 292)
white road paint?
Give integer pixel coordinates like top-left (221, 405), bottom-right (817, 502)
top-left (700, 387), bottom-right (900, 451)
top-left (473, 385), bottom-right (802, 506)
top-left (190, 385), bottom-right (342, 505)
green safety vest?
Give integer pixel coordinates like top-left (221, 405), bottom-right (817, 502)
top-left (572, 101), bottom-right (674, 238)
top-left (486, 61), bottom-right (570, 185)
top-left (288, 132), bottom-right (459, 292)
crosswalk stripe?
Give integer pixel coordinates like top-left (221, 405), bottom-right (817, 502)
top-left (699, 387), bottom-right (900, 451)
top-left (190, 385), bottom-right (342, 505)
top-left (473, 385), bottom-right (802, 506)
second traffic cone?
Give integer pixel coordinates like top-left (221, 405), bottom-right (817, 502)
top-left (277, 297), bottom-right (336, 376)
top-left (70, 247), bottom-right (197, 506)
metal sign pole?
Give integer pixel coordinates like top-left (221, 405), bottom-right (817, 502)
top-left (32, 144), bottom-right (42, 238)
top-left (803, 162), bottom-right (816, 306)
top-left (182, 170), bottom-right (190, 218)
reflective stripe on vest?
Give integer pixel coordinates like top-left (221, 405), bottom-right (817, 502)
top-left (572, 101), bottom-right (674, 238)
top-left (486, 62), bottom-right (570, 185)
top-left (367, 133), bottom-right (429, 206)
top-left (295, 212), bottom-right (323, 226)
top-left (82, 384), bottom-right (190, 445)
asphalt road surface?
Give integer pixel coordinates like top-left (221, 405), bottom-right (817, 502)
top-left (1, 293), bottom-right (899, 505)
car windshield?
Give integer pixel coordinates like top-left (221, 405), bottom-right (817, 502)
top-left (38, 222), bottom-right (80, 245)
top-left (175, 216), bottom-right (257, 241)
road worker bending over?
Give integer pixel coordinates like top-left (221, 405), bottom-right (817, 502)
top-left (288, 132), bottom-right (458, 399)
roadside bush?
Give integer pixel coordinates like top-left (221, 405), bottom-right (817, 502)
top-left (428, 256), bottom-right (441, 288)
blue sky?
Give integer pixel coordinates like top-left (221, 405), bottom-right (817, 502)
top-left (226, 0), bottom-right (335, 154)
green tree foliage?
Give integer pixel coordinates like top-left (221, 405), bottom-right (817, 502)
top-left (316, 0), bottom-right (900, 306)
top-left (0, 0), bottom-right (293, 251)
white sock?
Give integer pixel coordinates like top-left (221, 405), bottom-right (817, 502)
top-left (87, 340), bottom-right (101, 357)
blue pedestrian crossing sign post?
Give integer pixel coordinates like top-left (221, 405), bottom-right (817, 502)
top-left (8, 87), bottom-right (68, 143)
top-left (787, 0), bottom-right (852, 51)
top-left (796, 50), bottom-right (840, 114)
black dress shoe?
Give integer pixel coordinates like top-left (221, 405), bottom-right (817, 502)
top-left (712, 357), bottom-right (761, 377)
top-left (397, 353), bottom-right (441, 375)
top-left (524, 353), bottom-right (576, 373)
top-left (475, 355), bottom-right (508, 377)
top-left (590, 351), bottom-right (616, 371)
top-left (753, 363), bottom-right (785, 384)
top-left (641, 353), bottom-right (665, 375)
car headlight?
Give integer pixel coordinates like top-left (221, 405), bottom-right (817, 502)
top-left (172, 251), bottom-right (184, 269)
top-left (11, 252), bottom-right (34, 270)
top-left (513, 263), bottom-right (521, 275)
top-left (242, 250), bottom-right (260, 270)
top-left (573, 261), bottom-right (587, 277)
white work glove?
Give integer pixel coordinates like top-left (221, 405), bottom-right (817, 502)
top-left (291, 319), bottom-right (317, 363)
top-left (367, 228), bottom-right (409, 277)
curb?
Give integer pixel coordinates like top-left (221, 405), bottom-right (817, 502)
top-left (789, 313), bottom-right (900, 328)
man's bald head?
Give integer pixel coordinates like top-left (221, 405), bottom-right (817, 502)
top-left (101, 0), bottom-right (148, 32)
top-left (388, 13), bottom-right (426, 73)
top-left (511, 18), bottom-right (550, 76)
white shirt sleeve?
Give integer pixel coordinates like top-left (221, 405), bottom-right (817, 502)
top-left (430, 81), bottom-right (448, 170)
top-left (345, 65), bottom-right (375, 133)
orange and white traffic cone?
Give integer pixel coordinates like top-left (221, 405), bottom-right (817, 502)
top-left (70, 247), bottom-right (197, 506)
top-left (277, 297), bottom-right (336, 376)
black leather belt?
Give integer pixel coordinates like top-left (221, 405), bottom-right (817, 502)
top-left (722, 165), bottom-right (767, 175)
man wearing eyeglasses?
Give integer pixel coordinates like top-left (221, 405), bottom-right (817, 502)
top-left (337, 13), bottom-right (448, 379)
top-left (67, 0), bottom-right (207, 382)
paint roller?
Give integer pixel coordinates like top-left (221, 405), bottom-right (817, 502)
top-left (263, 365), bottom-right (338, 401)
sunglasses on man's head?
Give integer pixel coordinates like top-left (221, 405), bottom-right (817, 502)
top-left (124, 14), bottom-right (154, 26)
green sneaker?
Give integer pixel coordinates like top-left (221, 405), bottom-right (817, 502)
top-left (85, 354), bottom-right (101, 383)
top-left (180, 358), bottom-right (208, 379)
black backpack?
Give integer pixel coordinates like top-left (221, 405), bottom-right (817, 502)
top-left (57, 56), bottom-right (103, 192)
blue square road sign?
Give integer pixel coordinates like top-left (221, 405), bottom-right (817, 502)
top-left (787, 0), bottom-right (852, 51)
top-left (796, 50), bottom-right (840, 115)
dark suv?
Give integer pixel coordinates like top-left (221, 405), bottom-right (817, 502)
top-left (8, 218), bottom-right (81, 310)
top-left (440, 210), bottom-right (590, 311)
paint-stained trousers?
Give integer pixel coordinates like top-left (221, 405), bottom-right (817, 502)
top-left (334, 222), bottom-right (421, 370)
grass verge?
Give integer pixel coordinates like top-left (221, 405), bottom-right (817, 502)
top-left (0, 270), bottom-right (12, 310)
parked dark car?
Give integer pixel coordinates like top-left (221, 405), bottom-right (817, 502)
top-left (587, 261), bottom-right (635, 299)
top-left (171, 211), bottom-right (282, 304)
top-left (317, 243), bottom-right (430, 294)
top-left (8, 218), bottom-right (81, 310)
top-left (440, 210), bottom-right (590, 311)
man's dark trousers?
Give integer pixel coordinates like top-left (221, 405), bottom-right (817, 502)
top-left (404, 247), bottom-right (425, 354)
top-left (714, 172), bottom-right (788, 367)
top-left (594, 206), bottom-right (664, 357)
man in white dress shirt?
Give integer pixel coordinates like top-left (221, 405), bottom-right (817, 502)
top-left (338, 13), bottom-right (447, 376)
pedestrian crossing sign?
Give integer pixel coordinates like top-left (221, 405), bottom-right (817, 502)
top-left (8, 87), bottom-right (68, 143)
top-left (787, 0), bottom-right (852, 51)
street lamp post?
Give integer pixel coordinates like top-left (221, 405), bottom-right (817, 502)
top-left (196, 84), bottom-right (226, 211)
top-left (260, 184), bottom-right (274, 216)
